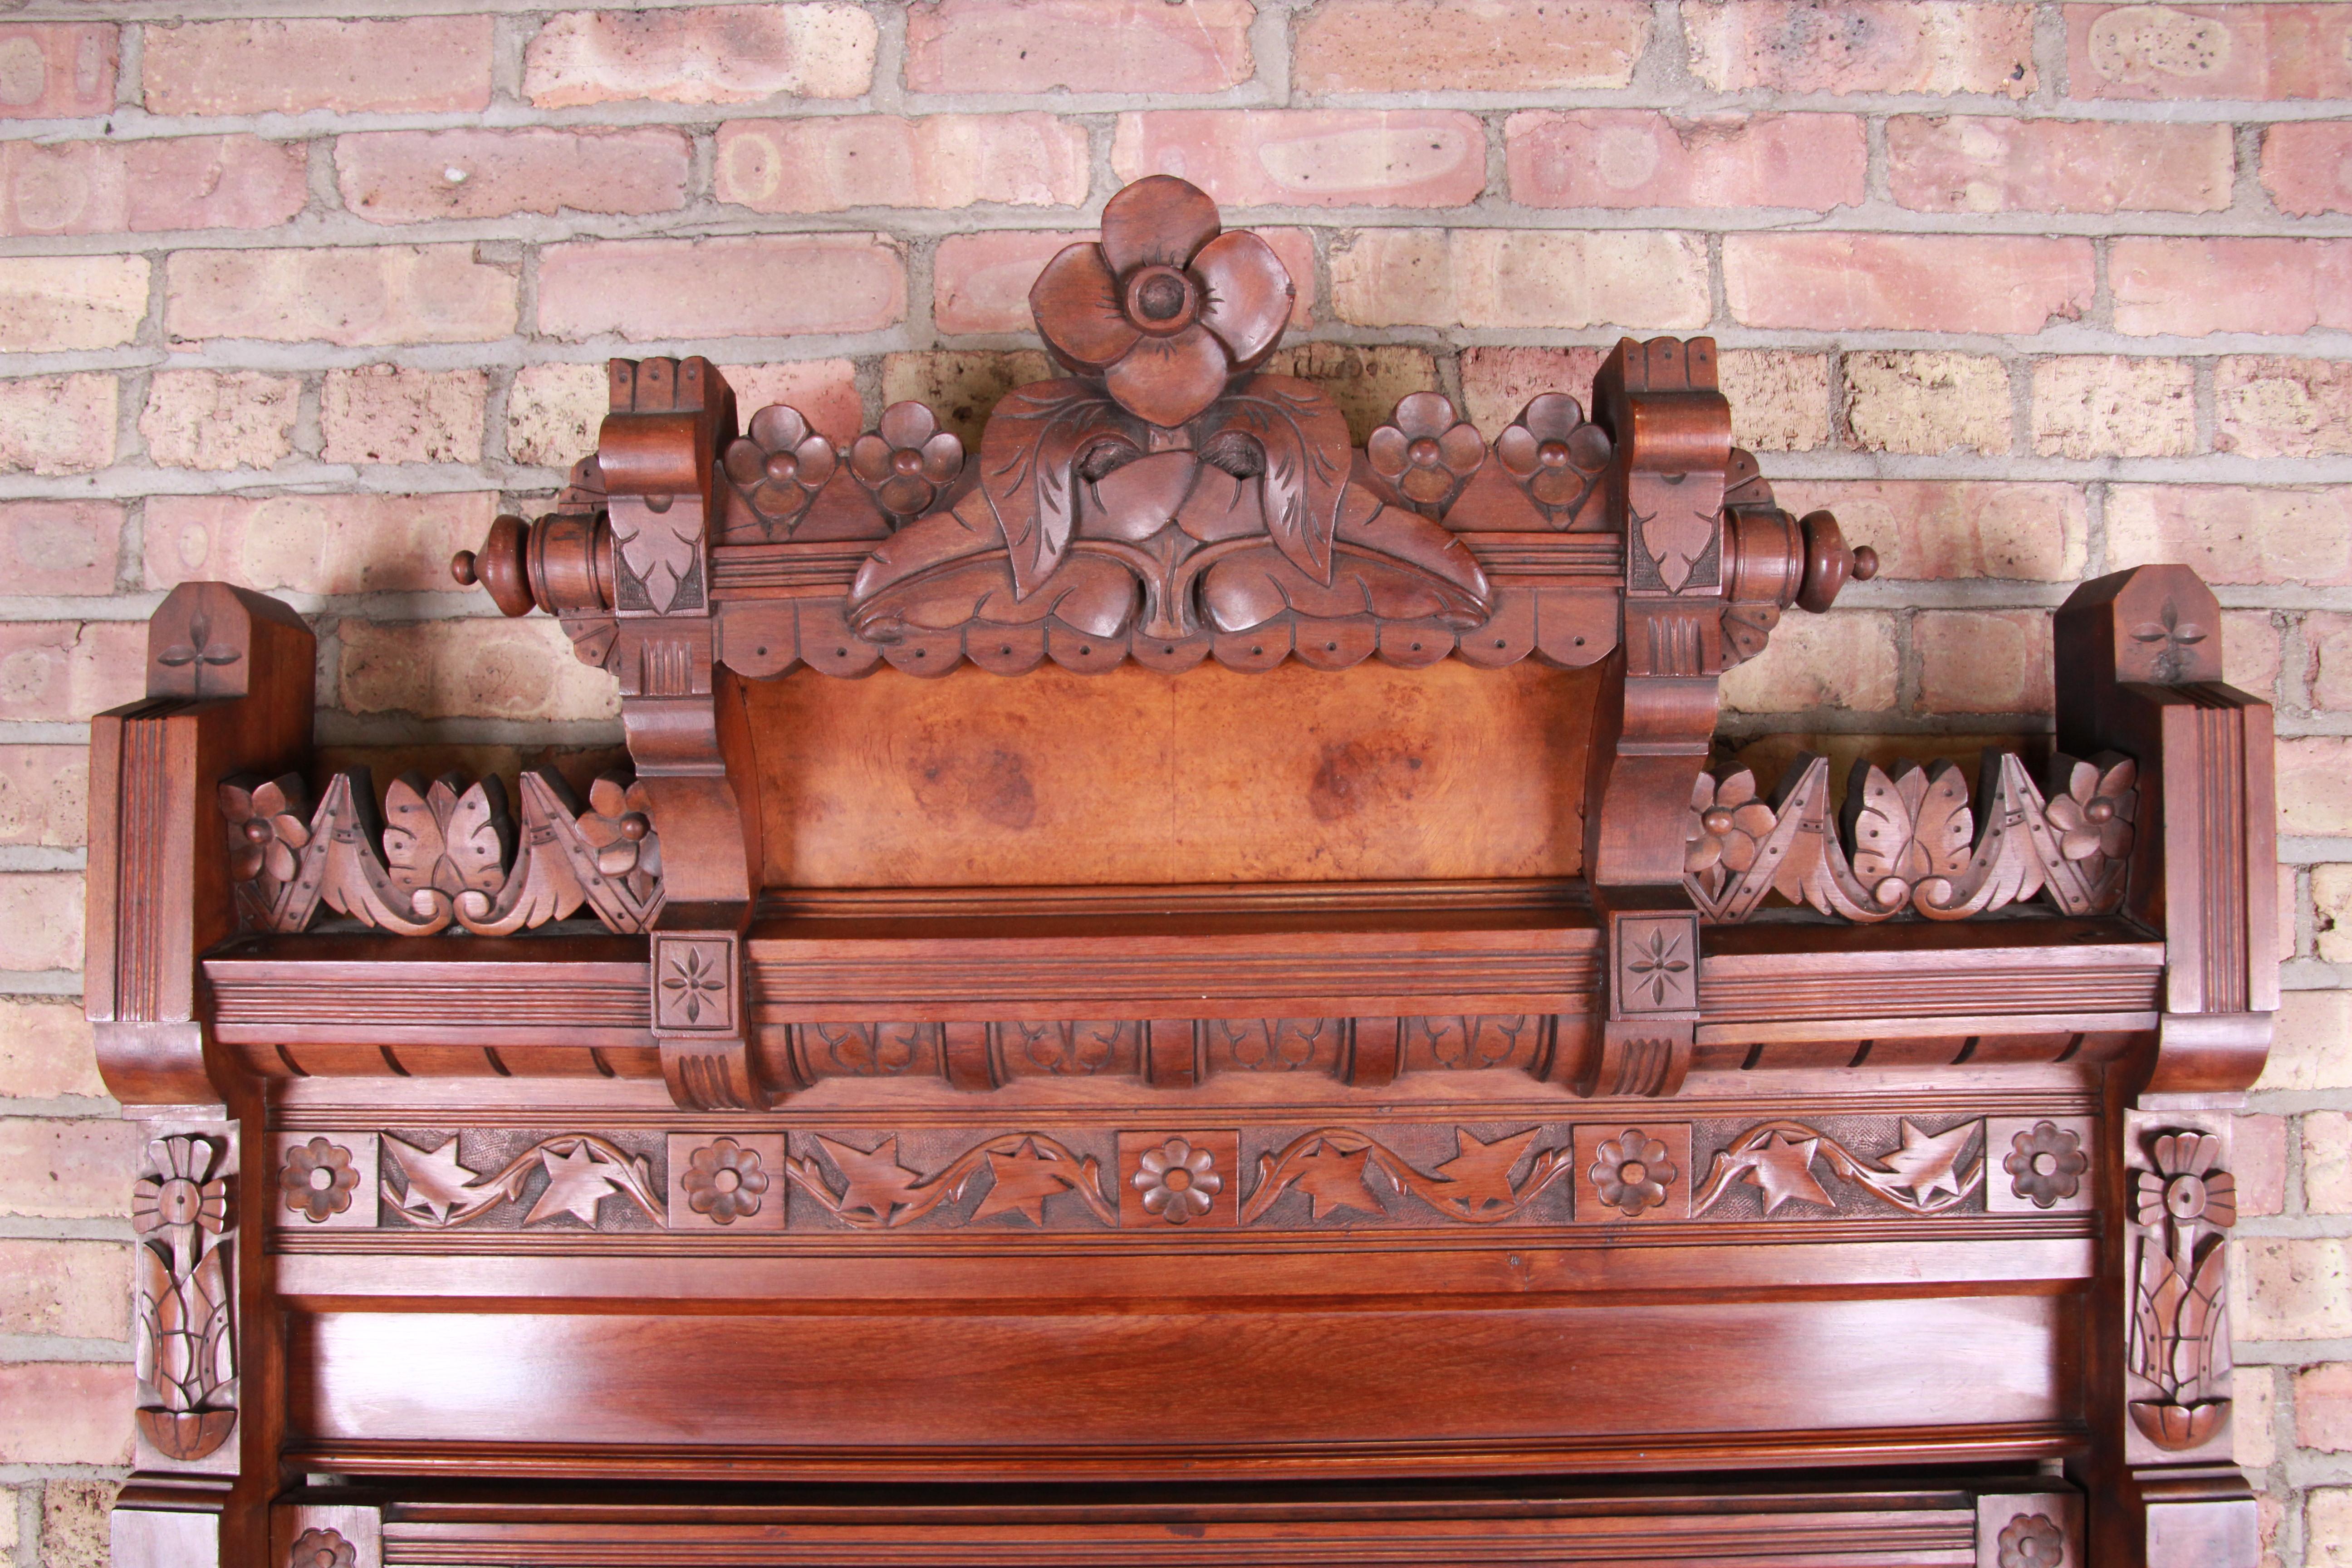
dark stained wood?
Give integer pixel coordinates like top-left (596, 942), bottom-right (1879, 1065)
top-left (97, 176), bottom-right (2263, 1568)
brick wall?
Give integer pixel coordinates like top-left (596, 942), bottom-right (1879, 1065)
top-left (0, 1), bottom-right (2346, 1561)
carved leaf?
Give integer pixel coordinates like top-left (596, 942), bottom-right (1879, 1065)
top-left (132, 1240), bottom-right (168, 1391)
top-left (1430, 1127), bottom-right (1542, 1215)
top-left (1875, 1119), bottom-right (1976, 1205)
top-left (1209, 380), bottom-right (1352, 585)
top-left (970, 1139), bottom-right (1080, 1226)
top-left (1721, 1132), bottom-right (1833, 1215)
top-left (186, 1242), bottom-right (233, 1399)
top-left (1289, 1138), bottom-right (1382, 1219)
top-left (815, 1134), bottom-right (925, 1225)
top-left (976, 381), bottom-right (1135, 597)
top-left (386, 1134), bottom-right (485, 1225)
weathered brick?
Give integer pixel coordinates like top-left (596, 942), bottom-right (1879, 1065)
top-left (1295, 0), bottom-right (1647, 93)
top-left (2279, 740), bottom-right (2352, 843)
top-left (2112, 238), bottom-right (2352, 337)
top-left (1724, 235), bottom-right (2093, 333)
top-left (2216, 357), bottom-right (2352, 458)
top-left (41, 1480), bottom-right (113, 1568)
top-left (2225, 608), bottom-right (2282, 702)
top-left (721, 361), bottom-right (865, 444)
top-left (0, 1240), bottom-right (126, 1338)
top-left (0, 748), bottom-right (87, 850)
top-left (2307, 1109), bottom-right (2352, 1214)
top-left (1458, 346), bottom-right (1608, 438)
top-left (0, 255), bottom-right (146, 352)
top-left (2240, 1236), bottom-right (2352, 1339)
top-left (508, 363), bottom-right (610, 470)
top-left (1916, 609), bottom-right (2053, 715)
top-left (2236, 1112), bottom-right (2288, 1218)
top-left (322, 366), bottom-right (486, 466)
top-left (908, 0), bottom-right (1253, 94)
top-left (167, 245), bottom-right (517, 348)
top-left (0, 1117), bottom-right (136, 1218)
top-left (0, 872), bottom-right (80, 971)
top-left (0, 500), bottom-right (120, 595)
top-left (0, 620), bottom-right (142, 723)
top-left (1888, 115), bottom-right (2230, 214)
top-left (0, 996), bottom-right (102, 1099)
top-left (338, 128), bottom-right (691, 224)
top-left (2307, 613), bottom-right (2352, 714)
top-left (1, 136), bottom-right (307, 238)
top-left (2300, 1363), bottom-right (2352, 1454)
top-left (538, 235), bottom-right (902, 342)
top-left (0, 1365), bottom-right (131, 1465)
top-left (881, 349), bottom-right (1054, 449)
top-left (2315, 1490), bottom-right (2352, 1568)
top-left (934, 227), bottom-right (1313, 336)
top-left (2069, 2), bottom-right (2352, 101)
top-left (2029, 355), bottom-right (2195, 459)
top-left (1717, 351), bottom-right (1832, 453)
top-left (1842, 351), bottom-right (2011, 456)
top-left (2236, 1362), bottom-right (2276, 1471)
top-left (2262, 121), bottom-right (2352, 217)
top-left (139, 371), bottom-right (298, 472)
top-left (1113, 110), bottom-right (1484, 208)
top-left (718, 114), bottom-right (1088, 213)
top-left (1507, 111), bottom-right (1865, 212)
top-left (1332, 229), bottom-right (1708, 331)
top-left (1686, 1), bottom-right (2035, 96)
top-left (1262, 343), bottom-right (1441, 446)
top-left (1769, 480), bottom-right (2087, 582)
top-left (2106, 485), bottom-right (2352, 587)
top-left (0, 375), bottom-right (114, 475)
top-left (529, 5), bottom-right (873, 108)
top-left (340, 617), bottom-right (622, 723)
top-left (145, 493), bottom-right (494, 598)
top-left (1718, 610), bottom-right (1900, 715)
top-left (0, 25), bottom-right (115, 119)
top-left (0, 1483), bottom-right (15, 1567)
top-left (143, 17), bottom-right (492, 115)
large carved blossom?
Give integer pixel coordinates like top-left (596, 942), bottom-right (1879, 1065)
top-left (2045, 755), bottom-right (2136, 862)
top-left (1029, 175), bottom-right (1294, 430)
top-left (133, 1136), bottom-right (227, 1236)
top-left (2135, 1130), bottom-right (2234, 1230)
top-left (1685, 769), bottom-right (1778, 878)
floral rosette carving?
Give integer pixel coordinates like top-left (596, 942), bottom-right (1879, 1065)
top-left (1684, 769), bottom-right (1777, 899)
top-left (1030, 174), bottom-right (1294, 429)
top-left (1587, 1129), bottom-right (1677, 1218)
top-left (683, 1137), bottom-right (771, 1225)
top-left (1996, 1513), bottom-right (2066, 1568)
top-left (1495, 392), bottom-right (1610, 526)
top-left (2003, 1122), bottom-right (2088, 1210)
top-left (851, 401), bottom-right (965, 522)
top-left (721, 403), bottom-right (837, 538)
top-left (1367, 392), bottom-right (1483, 514)
top-left (1131, 1137), bottom-right (1222, 1224)
top-left (575, 771), bottom-right (662, 907)
top-left (288, 1529), bottom-right (357, 1568)
top-left (2045, 755), bottom-right (2136, 863)
top-left (2127, 1129), bottom-right (2236, 1451)
top-left (279, 1137), bottom-right (359, 1224)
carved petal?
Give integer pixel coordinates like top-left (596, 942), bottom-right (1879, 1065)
top-left (1529, 466), bottom-right (1588, 509)
top-left (1103, 322), bottom-right (1231, 429)
top-left (1367, 425), bottom-right (1410, 480)
top-left (1399, 465), bottom-right (1452, 504)
top-left (1522, 392), bottom-right (1584, 443)
top-left (879, 400), bottom-right (937, 450)
top-left (1393, 392), bottom-right (1455, 440)
top-left (1437, 421), bottom-right (1485, 476)
top-left (795, 436), bottom-right (838, 487)
top-left (1495, 424), bottom-right (1539, 478)
top-left (1193, 229), bottom-right (1293, 368)
top-left (1101, 173), bottom-right (1219, 274)
top-left (1030, 244), bottom-right (1140, 371)
top-left (748, 403), bottom-right (808, 451)
top-left (919, 430), bottom-right (964, 482)
top-left (849, 433), bottom-right (895, 483)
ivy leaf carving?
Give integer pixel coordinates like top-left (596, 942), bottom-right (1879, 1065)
top-left (1431, 1127), bottom-right (1542, 1214)
top-left (386, 1134), bottom-right (485, 1224)
top-left (1874, 1119), bottom-right (1977, 1205)
top-left (524, 1141), bottom-right (624, 1227)
top-left (816, 1134), bottom-right (925, 1225)
top-left (1719, 1132), bottom-right (1833, 1215)
top-left (970, 1138), bottom-right (1079, 1226)
top-left (1289, 1138), bottom-right (1382, 1219)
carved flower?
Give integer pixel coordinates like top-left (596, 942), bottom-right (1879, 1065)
top-left (2135, 1130), bottom-right (2235, 1230)
top-left (289, 1528), bottom-right (357, 1568)
top-left (1587, 1129), bottom-right (1676, 1218)
top-left (575, 772), bottom-right (661, 902)
top-left (1996, 1512), bottom-right (2066, 1568)
top-left (683, 1137), bottom-right (770, 1225)
top-left (850, 401), bottom-right (965, 519)
top-left (2044, 755), bottom-right (2137, 862)
top-left (721, 403), bottom-right (837, 529)
top-left (132, 1136), bottom-right (227, 1236)
top-left (1494, 393), bottom-right (1612, 510)
top-left (220, 774), bottom-right (311, 883)
top-left (1131, 1137), bottom-right (1222, 1225)
top-left (1367, 392), bottom-right (1485, 509)
top-left (279, 1137), bottom-right (359, 1224)
top-left (2002, 1122), bottom-right (2088, 1210)
top-left (1030, 174), bottom-right (1294, 430)
top-left (1684, 769), bottom-right (1778, 877)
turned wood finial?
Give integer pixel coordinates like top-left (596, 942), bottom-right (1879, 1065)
top-left (1795, 509), bottom-right (1875, 613)
top-left (453, 514), bottom-right (535, 617)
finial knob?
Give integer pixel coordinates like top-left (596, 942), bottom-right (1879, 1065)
top-left (1795, 510), bottom-right (1874, 614)
top-left (457, 514), bottom-right (535, 617)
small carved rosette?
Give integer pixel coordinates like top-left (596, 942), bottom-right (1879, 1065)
top-left (132, 1133), bottom-right (237, 1461)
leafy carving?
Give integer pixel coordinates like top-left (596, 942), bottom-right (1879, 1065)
top-left (783, 1132), bottom-right (1117, 1230)
top-left (385, 1133), bottom-right (662, 1230)
top-left (1239, 1125), bottom-right (1574, 1225)
top-left (1691, 1119), bottom-right (1984, 1219)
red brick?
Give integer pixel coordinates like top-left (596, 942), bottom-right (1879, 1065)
top-left (0, 620), bottom-right (146, 722)
top-left (0, 375), bottom-right (115, 475)
top-left (1295, 0), bottom-right (1647, 93)
top-left (166, 245), bottom-right (517, 348)
top-left (0, 25), bottom-right (115, 118)
top-left (0, 995), bottom-right (101, 1100)
top-left (0, 1116), bottom-right (137, 1219)
top-left (527, 5), bottom-right (875, 108)
top-left (338, 128), bottom-right (689, 225)
top-left (1916, 609), bottom-right (2053, 715)
top-left (2298, 1363), bottom-right (2352, 1452)
top-left (906, 0), bottom-right (1253, 93)
top-left (142, 17), bottom-right (492, 115)
top-left (1507, 111), bottom-right (1864, 211)
top-left (935, 227), bottom-right (1313, 337)
top-left (2216, 357), bottom-right (2352, 458)
top-left (2309, 1109), bottom-right (2352, 1211)
top-left (1717, 351), bottom-right (1833, 453)
top-left (882, 349), bottom-right (1055, 448)
top-left (2068, 3), bottom-right (2352, 101)
top-left (2235, 1112), bottom-right (2288, 1217)
top-left (1333, 228), bottom-right (1709, 331)
top-left (1458, 346), bottom-right (1607, 436)
top-left (0, 255), bottom-right (146, 350)
top-left (1768, 480), bottom-right (2088, 583)
top-left (1888, 116), bottom-right (2230, 214)
top-left (717, 114), bottom-right (1087, 214)
top-left (1686, 1), bottom-right (2036, 96)
top-left (2107, 485), bottom-right (2352, 587)
top-left (321, 366), bottom-right (487, 466)
top-left (0, 1240), bottom-right (126, 1338)
top-left (722, 361), bottom-right (865, 446)
top-left (2112, 239), bottom-right (2352, 337)
top-left (0, 1364), bottom-right (132, 1465)
top-left (2304, 613), bottom-right (2352, 715)
top-left (1724, 234), bottom-right (2092, 333)
top-left (2262, 122), bottom-right (2352, 217)
top-left (539, 235), bottom-right (901, 342)
top-left (340, 618), bottom-right (622, 724)
top-left (0, 872), bottom-right (83, 966)
top-left (146, 492), bottom-right (494, 597)
top-left (0, 501), bottom-right (119, 596)
top-left (1112, 111), bottom-right (1484, 208)
top-left (129, 137), bottom-right (310, 233)
top-left (1718, 611), bottom-right (1900, 715)
top-left (0, 748), bottom-right (85, 850)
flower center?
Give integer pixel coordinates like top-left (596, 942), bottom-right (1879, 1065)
top-left (2165, 1173), bottom-right (2207, 1219)
top-left (891, 449), bottom-right (926, 476)
top-left (712, 1168), bottom-right (741, 1194)
top-left (1161, 1167), bottom-right (1193, 1192)
top-left (157, 1176), bottom-right (202, 1225)
top-left (2032, 1152), bottom-right (2058, 1176)
top-left (764, 451), bottom-right (799, 484)
top-left (1619, 1161), bottom-right (1647, 1185)
top-left (2085, 798), bottom-right (2114, 823)
top-left (1538, 439), bottom-right (1571, 468)
top-left (1701, 806), bottom-right (1735, 835)
top-left (1125, 265), bottom-right (1197, 332)
top-left (1407, 437), bottom-right (1442, 468)
top-left (309, 1166), bottom-right (335, 1192)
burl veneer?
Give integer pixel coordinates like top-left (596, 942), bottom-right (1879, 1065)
top-left (92, 176), bottom-right (2273, 1568)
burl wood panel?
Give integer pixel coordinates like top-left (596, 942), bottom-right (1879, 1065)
top-left (744, 658), bottom-right (1601, 887)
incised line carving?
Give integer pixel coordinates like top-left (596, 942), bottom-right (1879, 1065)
top-left (132, 1133), bottom-right (236, 1460)
top-left (2127, 1128), bottom-right (2237, 1450)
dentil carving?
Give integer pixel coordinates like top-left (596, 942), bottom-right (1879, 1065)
top-left (2128, 1128), bottom-right (2237, 1450)
top-left (131, 1134), bottom-right (236, 1460)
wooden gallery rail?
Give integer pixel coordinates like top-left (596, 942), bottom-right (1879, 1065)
top-left (89, 176), bottom-right (2275, 1568)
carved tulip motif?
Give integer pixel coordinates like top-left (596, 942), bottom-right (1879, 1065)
top-left (2127, 1128), bottom-right (2236, 1451)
